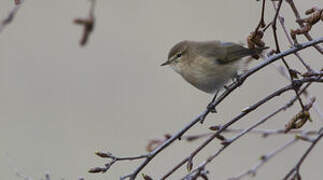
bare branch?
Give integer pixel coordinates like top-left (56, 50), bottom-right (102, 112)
top-left (283, 128), bottom-right (323, 179)
top-left (271, 1), bottom-right (314, 72)
top-left (271, 0), bottom-right (307, 113)
top-left (162, 76), bottom-right (323, 179)
top-left (89, 152), bottom-right (148, 174)
top-left (0, 0), bottom-right (24, 33)
top-left (285, 0), bottom-right (323, 53)
top-left (74, 0), bottom-right (96, 46)
top-left (112, 37), bottom-right (323, 180)
top-left (230, 138), bottom-right (298, 180)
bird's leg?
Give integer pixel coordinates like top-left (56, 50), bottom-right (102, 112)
top-left (232, 73), bottom-right (244, 86)
top-left (207, 90), bottom-right (218, 113)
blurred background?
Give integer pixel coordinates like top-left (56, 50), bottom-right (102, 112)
top-left (0, 0), bottom-right (322, 179)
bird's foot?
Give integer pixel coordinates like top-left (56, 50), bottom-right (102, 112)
top-left (207, 102), bottom-right (217, 113)
top-left (207, 90), bottom-right (218, 113)
top-left (233, 74), bottom-right (244, 86)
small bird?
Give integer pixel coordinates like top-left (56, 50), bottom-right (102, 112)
top-left (161, 40), bottom-right (267, 94)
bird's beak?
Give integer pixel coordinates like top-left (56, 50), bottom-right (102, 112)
top-left (160, 60), bottom-right (171, 66)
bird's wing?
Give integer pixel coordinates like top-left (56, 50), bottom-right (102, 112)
top-left (196, 41), bottom-right (257, 64)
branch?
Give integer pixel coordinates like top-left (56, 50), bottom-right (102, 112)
top-left (271, 1), bottom-right (313, 72)
top-left (0, 0), bottom-right (24, 33)
top-left (285, 0), bottom-right (323, 54)
top-left (271, 0), bottom-right (307, 112)
top-left (255, 0), bottom-right (266, 33)
top-left (248, 0), bottom-right (267, 59)
top-left (89, 152), bottom-right (148, 174)
top-left (74, 0), bottom-right (96, 46)
top-left (163, 76), bottom-right (323, 179)
top-left (89, 37), bottom-right (323, 180)
top-left (184, 127), bottom-right (318, 142)
top-left (209, 36), bottom-right (323, 113)
top-left (230, 138), bottom-right (298, 180)
top-left (283, 128), bottom-right (323, 180)
top-left (126, 38), bottom-right (323, 180)
top-left (181, 106), bottom-right (299, 179)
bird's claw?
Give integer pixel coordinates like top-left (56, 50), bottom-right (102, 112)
top-left (233, 74), bottom-right (244, 86)
top-left (207, 103), bottom-right (217, 113)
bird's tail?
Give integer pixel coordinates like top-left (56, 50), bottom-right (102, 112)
top-left (251, 46), bottom-right (269, 59)
top-left (239, 46), bottom-right (269, 73)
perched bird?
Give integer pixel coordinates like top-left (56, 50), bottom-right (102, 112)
top-left (161, 40), bottom-right (267, 94)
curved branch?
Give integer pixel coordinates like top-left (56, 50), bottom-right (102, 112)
top-left (114, 37), bottom-right (323, 180)
top-left (163, 77), bottom-right (323, 179)
top-left (283, 129), bottom-right (323, 180)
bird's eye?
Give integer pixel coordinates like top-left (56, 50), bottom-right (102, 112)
top-left (177, 53), bottom-right (182, 58)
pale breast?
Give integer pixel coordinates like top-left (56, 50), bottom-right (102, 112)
top-left (174, 56), bottom-right (240, 93)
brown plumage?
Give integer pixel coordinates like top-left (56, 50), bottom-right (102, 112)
top-left (162, 40), bottom-right (267, 93)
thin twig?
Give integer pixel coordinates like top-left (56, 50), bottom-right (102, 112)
top-left (271, 0), bottom-right (306, 112)
top-left (283, 128), bottom-right (323, 180)
top-left (162, 76), bottom-right (323, 179)
top-left (184, 126), bottom-right (318, 142)
top-left (272, 57), bottom-right (323, 123)
top-left (74, 0), bottom-right (96, 46)
top-left (0, 0), bottom-right (24, 33)
top-left (89, 152), bottom-right (148, 174)
top-left (271, 1), bottom-right (313, 72)
top-left (230, 138), bottom-right (299, 180)
top-left (88, 37), bottom-right (323, 180)
top-left (181, 104), bottom-right (300, 180)
top-left (117, 38), bottom-right (323, 180)
top-left (180, 82), bottom-right (314, 179)
top-left (285, 0), bottom-right (323, 54)
top-left (255, 0), bottom-right (266, 33)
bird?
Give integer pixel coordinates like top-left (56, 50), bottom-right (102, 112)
top-left (161, 40), bottom-right (267, 94)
